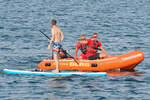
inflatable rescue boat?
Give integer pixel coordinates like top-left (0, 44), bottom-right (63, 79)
top-left (38, 50), bottom-right (144, 71)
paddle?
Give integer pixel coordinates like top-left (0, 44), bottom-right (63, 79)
top-left (39, 30), bottom-right (51, 40)
top-left (39, 30), bottom-right (79, 65)
top-left (39, 30), bottom-right (51, 49)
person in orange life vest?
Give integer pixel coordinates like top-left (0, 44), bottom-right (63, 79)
top-left (86, 32), bottom-right (108, 60)
top-left (74, 34), bottom-right (88, 60)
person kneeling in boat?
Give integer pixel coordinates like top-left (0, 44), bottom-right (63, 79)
top-left (74, 34), bottom-right (88, 60)
top-left (86, 32), bottom-right (108, 60)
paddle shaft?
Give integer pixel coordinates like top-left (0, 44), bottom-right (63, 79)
top-left (39, 30), bottom-right (50, 40)
top-left (39, 30), bottom-right (52, 51)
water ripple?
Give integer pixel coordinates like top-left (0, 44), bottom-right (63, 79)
top-left (0, 0), bottom-right (150, 99)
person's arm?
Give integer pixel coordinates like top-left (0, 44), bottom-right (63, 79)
top-left (48, 29), bottom-right (55, 49)
top-left (74, 44), bottom-right (80, 59)
top-left (100, 46), bottom-right (108, 57)
top-left (98, 41), bottom-right (108, 56)
top-left (75, 41), bottom-right (79, 44)
top-left (74, 48), bottom-right (79, 59)
top-left (60, 30), bottom-right (64, 42)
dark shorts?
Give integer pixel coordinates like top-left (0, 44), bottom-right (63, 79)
top-left (88, 53), bottom-right (100, 60)
top-left (52, 42), bottom-right (62, 54)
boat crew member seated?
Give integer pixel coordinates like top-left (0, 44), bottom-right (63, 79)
top-left (86, 32), bottom-right (108, 60)
top-left (74, 34), bottom-right (88, 60)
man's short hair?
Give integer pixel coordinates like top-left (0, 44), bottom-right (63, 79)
top-left (80, 34), bottom-right (85, 37)
top-left (51, 19), bottom-right (57, 25)
top-left (93, 32), bottom-right (98, 36)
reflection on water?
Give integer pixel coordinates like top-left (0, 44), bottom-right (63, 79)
top-left (1, 0), bottom-right (150, 99)
top-left (43, 70), bottom-right (144, 100)
top-left (106, 70), bottom-right (142, 76)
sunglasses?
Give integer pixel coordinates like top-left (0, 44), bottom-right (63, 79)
top-left (92, 35), bottom-right (98, 38)
top-left (80, 38), bottom-right (86, 40)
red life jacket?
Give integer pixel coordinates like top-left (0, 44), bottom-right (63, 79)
top-left (80, 43), bottom-right (87, 54)
top-left (86, 39), bottom-right (99, 53)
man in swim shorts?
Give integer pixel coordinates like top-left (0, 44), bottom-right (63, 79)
top-left (48, 19), bottom-right (64, 73)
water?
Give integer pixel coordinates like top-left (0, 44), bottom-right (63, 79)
top-left (0, 0), bottom-right (150, 99)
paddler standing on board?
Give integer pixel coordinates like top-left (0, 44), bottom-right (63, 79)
top-left (48, 19), bottom-right (64, 73)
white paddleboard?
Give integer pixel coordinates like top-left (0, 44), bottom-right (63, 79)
top-left (2, 69), bottom-right (107, 77)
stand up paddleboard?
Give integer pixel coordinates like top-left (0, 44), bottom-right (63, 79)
top-left (2, 69), bottom-right (107, 77)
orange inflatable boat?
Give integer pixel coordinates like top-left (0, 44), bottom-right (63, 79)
top-left (38, 50), bottom-right (144, 71)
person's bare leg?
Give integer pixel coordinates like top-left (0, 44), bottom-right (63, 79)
top-left (52, 53), bottom-right (59, 73)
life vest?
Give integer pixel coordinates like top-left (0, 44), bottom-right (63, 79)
top-left (80, 43), bottom-right (87, 54)
top-left (58, 49), bottom-right (68, 58)
top-left (52, 48), bottom-right (69, 58)
top-left (87, 39), bottom-right (99, 53)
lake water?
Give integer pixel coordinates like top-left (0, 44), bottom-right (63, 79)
top-left (0, 0), bottom-right (150, 100)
